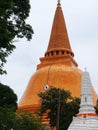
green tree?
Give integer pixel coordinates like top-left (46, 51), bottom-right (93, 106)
top-left (0, 82), bottom-right (17, 111)
top-left (14, 111), bottom-right (45, 130)
top-left (0, 0), bottom-right (34, 75)
top-left (0, 83), bottom-right (44, 130)
top-left (62, 97), bottom-right (80, 130)
top-left (38, 87), bottom-right (80, 130)
top-left (95, 99), bottom-right (98, 115)
top-left (0, 107), bottom-right (16, 130)
top-left (0, 108), bottom-right (45, 130)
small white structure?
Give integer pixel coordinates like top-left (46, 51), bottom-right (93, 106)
top-left (68, 70), bottom-right (98, 130)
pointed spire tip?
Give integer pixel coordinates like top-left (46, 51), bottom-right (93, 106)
top-left (58, 0), bottom-right (60, 3)
top-left (58, 0), bottom-right (61, 4)
top-left (84, 67), bottom-right (87, 72)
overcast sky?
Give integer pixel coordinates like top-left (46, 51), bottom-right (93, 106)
top-left (0, 0), bottom-right (98, 102)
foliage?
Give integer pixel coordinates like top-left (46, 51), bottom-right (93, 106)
top-left (14, 111), bottom-right (45, 130)
top-left (0, 0), bottom-right (34, 75)
top-left (95, 99), bottom-right (98, 115)
top-left (0, 82), bottom-right (17, 111)
top-left (61, 97), bottom-right (80, 130)
top-left (0, 83), bottom-right (44, 130)
top-left (0, 108), bottom-right (45, 130)
top-left (38, 87), bottom-right (80, 130)
top-left (0, 107), bottom-right (16, 130)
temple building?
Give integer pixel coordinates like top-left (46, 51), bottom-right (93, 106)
top-left (68, 70), bottom-right (98, 130)
top-left (18, 1), bottom-right (97, 124)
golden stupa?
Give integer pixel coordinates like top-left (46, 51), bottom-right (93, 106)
top-left (18, 2), bottom-right (97, 115)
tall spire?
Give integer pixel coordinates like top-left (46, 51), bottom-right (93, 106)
top-left (37, 1), bottom-right (78, 69)
top-left (77, 69), bottom-right (96, 117)
top-left (45, 2), bottom-right (74, 58)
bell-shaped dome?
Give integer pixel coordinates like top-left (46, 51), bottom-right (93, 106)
top-left (19, 65), bottom-right (81, 107)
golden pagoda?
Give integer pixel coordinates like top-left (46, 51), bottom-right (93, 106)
top-left (18, 1), bottom-right (97, 117)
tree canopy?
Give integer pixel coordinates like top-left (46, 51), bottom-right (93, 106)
top-left (0, 83), bottom-right (45, 130)
top-left (0, 108), bottom-right (45, 130)
top-left (95, 99), bottom-right (98, 115)
top-left (0, 107), bottom-right (16, 130)
top-left (0, 0), bottom-right (34, 75)
top-left (38, 87), bottom-right (80, 130)
top-left (15, 111), bottom-right (45, 130)
top-left (0, 82), bottom-right (17, 111)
